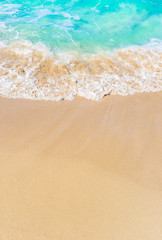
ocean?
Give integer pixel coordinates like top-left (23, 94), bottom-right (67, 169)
top-left (0, 0), bottom-right (162, 100)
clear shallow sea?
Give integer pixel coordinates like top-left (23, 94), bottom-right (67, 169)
top-left (0, 0), bottom-right (162, 100)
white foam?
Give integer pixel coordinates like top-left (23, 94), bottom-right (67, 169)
top-left (0, 40), bottom-right (161, 101)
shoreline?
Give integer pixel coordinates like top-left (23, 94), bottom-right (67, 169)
top-left (0, 92), bottom-right (162, 239)
top-left (0, 89), bottom-right (162, 102)
top-left (1, 40), bottom-right (162, 101)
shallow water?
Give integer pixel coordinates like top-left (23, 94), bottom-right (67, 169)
top-left (0, 0), bottom-right (162, 100)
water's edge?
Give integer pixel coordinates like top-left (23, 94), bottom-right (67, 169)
top-left (0, 40), bottom-right (161, 101)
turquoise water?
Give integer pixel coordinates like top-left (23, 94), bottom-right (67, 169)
top-left (0, 0), bottom-right (162, 53)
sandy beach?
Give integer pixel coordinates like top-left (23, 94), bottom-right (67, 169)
top-left (0, 92), bottom-right (162, 240)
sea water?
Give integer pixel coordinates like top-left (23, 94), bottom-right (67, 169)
top-left (0, 0), bottom-right (162, 100)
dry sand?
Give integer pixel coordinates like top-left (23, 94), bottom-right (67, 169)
top-left (0, 92), bottom-right (162, 240)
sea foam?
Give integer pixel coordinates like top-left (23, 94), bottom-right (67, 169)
top-left (0, 40), bottom-right (161, 101)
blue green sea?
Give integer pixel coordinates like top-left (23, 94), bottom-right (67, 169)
top-left (0, 0), bottom-right (162, 100)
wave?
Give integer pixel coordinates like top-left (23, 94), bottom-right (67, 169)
top-left (0, 39), bottom-right (161, 101)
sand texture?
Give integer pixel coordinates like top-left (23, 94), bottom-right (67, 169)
top-left (0, 92), bottom-right (162, 240)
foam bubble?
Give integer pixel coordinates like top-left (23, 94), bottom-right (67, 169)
top-left (0, 40), bottom-right (161, 101)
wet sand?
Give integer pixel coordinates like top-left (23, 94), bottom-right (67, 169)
top-left (0, 43), bottom-right (162, 100)
top-left (0, 92), bottom-right (162, 240)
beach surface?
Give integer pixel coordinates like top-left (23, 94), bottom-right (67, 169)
top-left (0, 92), bottom-right (162, 240)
